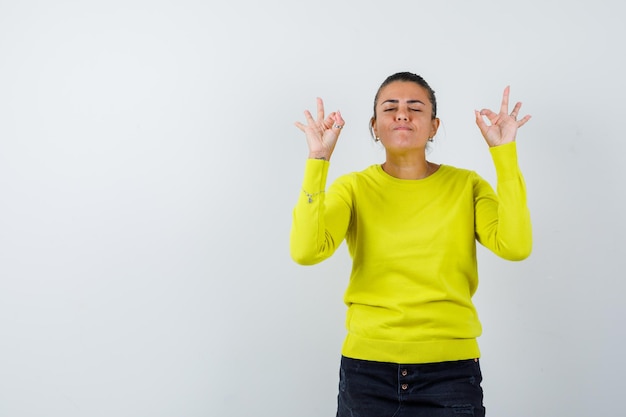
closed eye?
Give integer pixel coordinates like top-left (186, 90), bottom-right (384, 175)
top-left (383, 107), bottom-right (422, 112)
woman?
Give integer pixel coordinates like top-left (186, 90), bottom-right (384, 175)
top-left (290, 72), bottom-right (532, 416)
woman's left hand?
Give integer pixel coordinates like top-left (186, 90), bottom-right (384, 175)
top-left (475, 86), bottom-right (531, 147)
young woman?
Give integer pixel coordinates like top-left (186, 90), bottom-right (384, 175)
top-left (290, 72), bottom-right (532, 416)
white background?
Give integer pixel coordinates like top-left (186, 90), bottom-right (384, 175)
top-left (0, 1), bottom-right (624, 416)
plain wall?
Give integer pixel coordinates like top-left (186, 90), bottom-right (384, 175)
top-left (0, 1), bottom-right (624, 416)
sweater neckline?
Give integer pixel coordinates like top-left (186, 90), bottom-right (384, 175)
top-left (374, 163), bottom-right (444, 185)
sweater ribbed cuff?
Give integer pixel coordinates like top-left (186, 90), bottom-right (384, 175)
top-left (302, 158), bottom-right (330, 196)
top-left (489, 142), bottom-right (520, 181)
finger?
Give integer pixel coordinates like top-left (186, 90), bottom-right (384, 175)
top-left (334, 110), bottom-right (345, 126)
top-left (324, 111), bottom-right (337, 129)
top-left (323, 110), bottom-right (345, 129)
top-left (316, 97), bottom-right (325, 123)
top-left (294, 121), bottom-right (306, 132)
top-left (479, 108), bottom-right (499, 123)
top-left (500, 85), bottom-right (510, 115)
top-left (517, 115), bottom-right (532, 128)
top-left (330, 110), bottom-right (345, 131)
top-left (510, 101), bottom-right (522, 118)
top-left (303, 109), bottom-right (316, 124)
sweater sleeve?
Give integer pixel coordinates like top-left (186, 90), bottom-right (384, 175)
top-left (474, 142), bottom-right (532, 261)
top-left (289, 159), bottom-right (353, 265)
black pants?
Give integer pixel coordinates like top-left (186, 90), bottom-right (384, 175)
top-left (337, 356), bottom-right (485, 417)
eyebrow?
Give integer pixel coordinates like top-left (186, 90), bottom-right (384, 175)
top-left (381, 99), bottom-right (425, 105)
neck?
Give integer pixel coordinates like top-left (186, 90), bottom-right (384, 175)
top-left (382, 157), bottom-right (431, 180)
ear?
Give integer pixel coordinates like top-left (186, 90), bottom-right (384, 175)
top-left (370, 117), bottom-right (377, 137)
top-left (430, 117), bottom-right (440, 137)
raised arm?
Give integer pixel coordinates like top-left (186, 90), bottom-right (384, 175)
top-left (473, 87), bottom-right (532, 260)
top-left (290, 98), bottom-right (350, 265)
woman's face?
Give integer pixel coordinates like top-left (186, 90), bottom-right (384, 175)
top-left (371, 81), bottom-right (440, 154)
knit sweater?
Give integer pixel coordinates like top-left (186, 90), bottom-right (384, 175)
top-left (290, 142), bottom-right (532, 364)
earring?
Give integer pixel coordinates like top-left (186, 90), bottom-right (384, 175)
top-left (375, 137), bottom-right (380, 142)
top-left (428, 137), bottom-right (433, 142)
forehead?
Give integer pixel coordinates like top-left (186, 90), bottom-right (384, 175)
top-left (377, 81), bottom-right (430, 104)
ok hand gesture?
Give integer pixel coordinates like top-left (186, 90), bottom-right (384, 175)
top-left (475, 86), bottom-right (531, 147)
top-left (295, 97), bottom-right (345, 160)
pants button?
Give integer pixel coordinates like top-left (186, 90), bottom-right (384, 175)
top-left (401, 369), bottom-right (408, 376)
top-left (401, 383), bottom-right (408, 390)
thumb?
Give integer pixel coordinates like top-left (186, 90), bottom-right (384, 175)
top-left (474, 110), bottom-right (488, 132)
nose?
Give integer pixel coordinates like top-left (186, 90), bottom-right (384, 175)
top-left (395, 107), bottom-right (408, 121)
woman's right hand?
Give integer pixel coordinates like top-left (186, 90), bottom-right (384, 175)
top-left (294, 97), bottom-right (345, 161)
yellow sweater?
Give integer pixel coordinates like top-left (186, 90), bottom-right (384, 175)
top-left (290, 142), bottom-right (532, 364)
